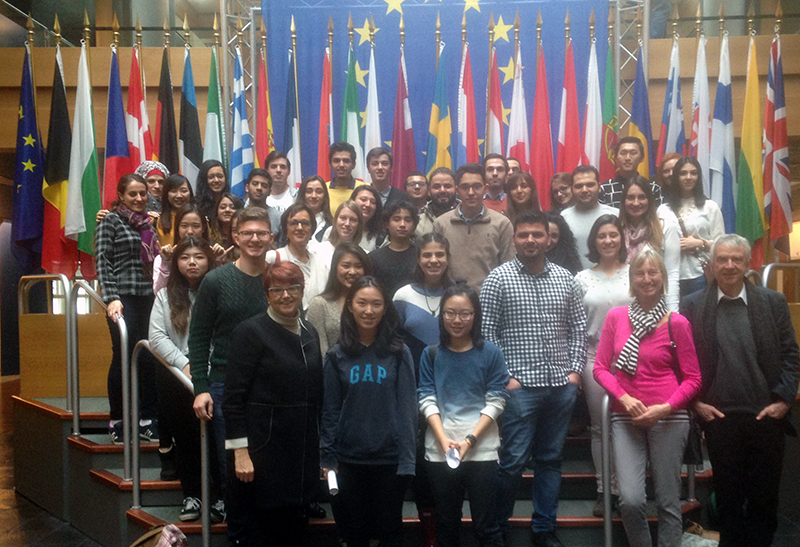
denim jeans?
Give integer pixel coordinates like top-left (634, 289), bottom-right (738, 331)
top-left (496, 382), bottom-right (578, 533)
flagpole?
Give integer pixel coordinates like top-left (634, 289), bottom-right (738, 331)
top-left (328, 16), bottom-right (334, 76)
top-left (513, 10), bottom-right (520, 63)
top-left (112, 12), bottom-right (120, 48)
top-left (565, 9), bottom-right (570, 51)
top-left (695, 4), bottom-right (703, 46)
top-left (83, 9), bottom-right (92, 79)
top-left (348, 12), bottom-right (354, 49)
top-left (486, 12), bottom-right (495, 155)
top-left (670, 3), bottom-right (678, 39)
top-left (291, 15), bottom-right (302, 167)
top-left (718, 3), bottom-right (725, 40)
top-left (461, 12), bottom-right (467, 54)
top-left (25, 13), bottom-right (40, 136)
top-left (435, 12), bottom-right (441, 70)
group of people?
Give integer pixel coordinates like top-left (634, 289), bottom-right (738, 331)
top-left (92, 137), bottom-right (798, 547)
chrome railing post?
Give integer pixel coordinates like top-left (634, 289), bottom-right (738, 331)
top-left (601, 393), bottom-right (612, 547)
top-left (118, 314), bottom-right (131, 481)
top-left (687, 464), bottom-right (697, 502)
top-left (201, 419), bottom-right (210, 547)
top-left (131, 341), bottom-right (145, 507)
top-left (68, 282), bottom-right (83, 436)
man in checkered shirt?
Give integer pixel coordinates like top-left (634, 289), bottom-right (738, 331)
top-left (480, 208), bottom-right (587, 547)
top-left (599, 136), bottom-right (663, 208)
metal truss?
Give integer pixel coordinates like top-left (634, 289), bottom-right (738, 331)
top-left (613, 0), bottom-right (649, 131)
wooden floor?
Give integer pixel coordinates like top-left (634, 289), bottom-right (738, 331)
top-left (0, 377), bottom-right (100, 546)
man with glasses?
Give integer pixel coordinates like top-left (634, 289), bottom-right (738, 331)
top-left (404, 172), bottom-right (433, 238)
top-left (188, 207), bottom-right (274, 544)
top-left (433, 163), bottom-right (514, 292)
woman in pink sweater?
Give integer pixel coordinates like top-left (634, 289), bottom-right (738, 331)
top-left (593, 249), bottom-right (701, 547)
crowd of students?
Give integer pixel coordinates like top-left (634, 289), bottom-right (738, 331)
top-left (92, 138), bottom-right (798, 547)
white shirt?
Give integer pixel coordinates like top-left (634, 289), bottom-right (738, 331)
top-left (560, 204), bottom-right (619, 270)
top-left (575, 265), bottom-right (632, 344)
top-left (267, 186), bottom-right (297, 215)
top-left (658, 200), bottom-right (725, 280)
top-left (717, 284), bottom-right (748, 304)
top-left (266, 245), bottom-right (327, 309)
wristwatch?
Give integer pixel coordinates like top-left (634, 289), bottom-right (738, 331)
top-left (465, 434), bottom-right (477, 447)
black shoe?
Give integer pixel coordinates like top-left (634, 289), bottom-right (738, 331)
top-left (180, 496), bottom-right (201, 522)
top-left (592, 493), bottom-right (605, 518)
top-left (108, 421), bottom-right (124, 445)
top-left (531, 530), bottom-right (565, 547)
top-left (139, 419), bottom-right (159, 443)
top-left (159, 447), bottom-right (178, 481)
top-left (210, 499), bottom-right (226, 523)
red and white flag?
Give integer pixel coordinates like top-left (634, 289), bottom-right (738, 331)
top-left (126, 47), bottom-right (154, 168)
top-left (556, 40), bottom-right (581, 173)
top-left (581, 38), bottom-right (602, 169)
top-left (530, 46), bottom-right (554, 210)
top-left (391, 45), bottom-right (417, 189)
top-left (506, 49), bottom-right (529, 171)
top-left (486, 47), bottom-right (504, 156)
top-left (317, 47), bottom-right (333, 182)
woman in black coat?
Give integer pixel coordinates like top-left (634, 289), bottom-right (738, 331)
top-left (223, 261), bottom-right (324, 547)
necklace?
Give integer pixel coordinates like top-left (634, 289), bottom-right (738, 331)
top-left (421, 284), bottom-right (439, 315)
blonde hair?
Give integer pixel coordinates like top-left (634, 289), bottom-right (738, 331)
top-left (629, 249), bottom-right (668, 297)
top-left (330, 200), bottom-right (364, 246)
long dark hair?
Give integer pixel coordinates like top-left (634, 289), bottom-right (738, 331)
top-left (350, 185), bottom-right (384, 241)
top-left (321, 243), bottom-right (373, 301)
top-left (412, 232), bottom-right (453, 287)
top-left (209, 192), bottom-right (243, 247)
top-left (438, 284), bottom-right (484, 349)
top-left (619, 176), bottom-right (663, 254)
top-left (667, 156), bottom-right (707, 211)
top-left (505, 172), bottom-right (541, 222)
top-left (110, 173), bottom-right (147, 211)
top-left (166, 236), bottom-right (216, 334)
top-left (173, 203), bottom-right (210, 243)
top-left (297, 175), bottom-right (333, 225)
top-left (545, 211), bottom-right (582, 275)
top-left (196, 160), bottom-right (229, 219)
top-left (586, 214), bottom-right (627, 264)
top-left (159, 174), bottom-right (194, 235)
top-left (339, 276), bottom-right (404, 357)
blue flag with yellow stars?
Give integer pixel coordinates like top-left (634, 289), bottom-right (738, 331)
top-left (12, 45), bottom-right (45, 273)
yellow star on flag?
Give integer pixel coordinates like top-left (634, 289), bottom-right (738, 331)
top-left (18, 106), bottom-right (24, 119)
top-left (478, 138), bottom-right (485, 147)
top-left (355, 60), bottom-right (369, 88)
top-left (494, 15), bottom-right (513, 43)
top-left (463, 0), bottom-right (481, 13)
top-left (355, 18), bottom-right (379, 46)
top-left (360, 109), bottom-right (382, 128)
top-left (22, 159), bottom-right (36, 172)
top-left (23, 134), bottom-right (36, 147)
top-left (499, 56), bottom-right (515, 84)
top-left (384, 141), bottom-right (393, 148)
top-left (502, 105), bottom-right (512, 125)
top-left (385, 0), bottom-right (404, 16)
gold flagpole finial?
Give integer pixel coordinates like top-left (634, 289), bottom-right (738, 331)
top-left (565, 9), bottom-right (571, 44)
top-left (327, 15), bottom-right (333, 51)
top-left (608, 4), bottom-right (614, 45)
top-left (776, 1), bottom-right (783, 34)
top-left (589, 9), bottom-right (596, 41)
top-left (747, 2), bottom-right (755, 35)
top-left (718, 2), bottom-right (725, 39)
top-left (236, 16), bottom-right (243, 48)
top-left (112, 12), bottom-right (120, 48)
top-left (461, 11), bottom-right (467, 51)
top-left (183, 16), bottom-right (190, 45)
top-left (695, 3), bottom-right (703, 38)
top-left (26, 12), bottom-right (35, 46)
top-left (536, 9), bottom-right (543, 46)
top-left (163, 14), bottom-right (171, 47)
top-left (369, 13), bottom-right (376, 45)
top-left (348, 13), bottom-right (354, 47)
top-left (670, 3), bottom-right (679, 38)
top-left (435, 11), bottom-right (441, 69)
top-left (400, 14), bottom-right (405, 46)
top-left (636, 7), bottom-right (643, 42)
top-left (212, 13), bottom-right (220, 48)
top-left (262, 15), bottom-right (268, 53)
top-left (514, 9), bottom-right (520, 60)
top-left (83, 9), bottom-right (91, 47)
top-left (54, 14), bottom-right (62, 47)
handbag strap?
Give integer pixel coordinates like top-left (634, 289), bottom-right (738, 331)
top-left (666, 312), bottom-right (684, 383)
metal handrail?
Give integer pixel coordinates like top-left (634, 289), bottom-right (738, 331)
top-left (762, 262), bottom-right (800, 292)
top-left (17, 274), bottom-right (73, 409)
top-left (68, 281), bottom-right (131, 481)
top-left (131, 340), bottom-right (210, 547)
top-left (600, 394), bottom-right (612, 547)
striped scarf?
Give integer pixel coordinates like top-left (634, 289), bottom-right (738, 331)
top-left (616, 297), bottom-right (668, 376)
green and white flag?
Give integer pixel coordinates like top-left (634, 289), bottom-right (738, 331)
top-left (340, 47), bottom-right (364, 180)
top-left (203, 47), bottom-right (226, 165)
top-left (65, 42), bottom-right (101, 256)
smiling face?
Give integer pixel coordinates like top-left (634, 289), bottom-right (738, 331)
top-left (336, 253), bottom-right (365, 291)
top-left (348, 286), bottom-right (386, 334)
top-left (267, 283), bottom-right (304, 317)
top-left (572, 172), bottom-right (600, 209)
top-left (712, 243), bottom-right (748, 295)
top-left (304, 180), bottom-right (326, 213)
top-left (207, 166), bottom-right (226, 194)
top-left (146, 174), bottom-right (165, 199)
top-left (286, 210), bottom-right (313, 247)
top-left (330, 151), bottom-right (355, 181)
top-left (419, 241), bottom-right (447, 284)
top-left (354, 190), bottom-right (377, 221)
top-left (442, 294), bottom-right (475, 341)
top-left (678, 162), bottom-right (699, 197)
top-left (514, 222), bottom-right (549, 262)
top-left (405, 175), bottom-right (429, 201)
top-left (217, 197), bottom-right (237, 224)
top-left (177, 212), bottom-right (204, 239)
top-left (430, 173), bottom-right (457, 205)
top-left (596, 223), bottom-right (622, 263)
top-left (120, 181), bottom-right (148, 213)
top-left (510, 178), bottom-right (533, 206)
top-left (177, 246), bottom-right (210, 286)
top-left (336, 207), bottom-right (360, 241)
top-left (232, 220), bottom-right (273, 260)
top-left (624, 184), bottom-right (649, 224)
top-left (632, 258), bottom-right (664, 300)
top-left (168, 182), bottom-right (191, 209)
top-left (616, 142), bottom-right (643, 175)
top-left (367, 154), bottom-right (392, 189)
top-left (267, 158), bottom-right (290, 188)
top-left (552, 179), bottom-right (573, 206)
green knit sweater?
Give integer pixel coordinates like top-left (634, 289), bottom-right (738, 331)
top-left (188, 263), bottom-right (269, 394)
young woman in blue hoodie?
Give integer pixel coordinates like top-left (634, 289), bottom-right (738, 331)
top-left (321, 276), bottom-right (417, 547)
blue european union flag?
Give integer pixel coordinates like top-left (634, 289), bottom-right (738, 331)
top-left (12, 45), bottom-right (45, 273)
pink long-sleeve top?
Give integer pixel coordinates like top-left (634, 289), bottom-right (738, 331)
top-left (593, 306), bottom-right (702, 414)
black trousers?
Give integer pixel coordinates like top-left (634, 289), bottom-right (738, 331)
top-left (426, 460), bottom-right (504, 547)
top-left (704, 413), bottom-right (786, 547)
top-left (106, 294), bottom-right (156, 421)
top-left (336, 462), bottom-right (407, 547)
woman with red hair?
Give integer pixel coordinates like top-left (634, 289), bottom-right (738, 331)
top-left (223, 261), bottom-right (324, 545)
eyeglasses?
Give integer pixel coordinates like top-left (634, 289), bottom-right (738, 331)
top-left (288, 219), bottom-right (312, 228)
top-left (406, 181), bottom-right (427, 188)
top-left (237, 230), bottom-right (271, 239)
top-left (267, 284), bottom-right (303, 297)
top-left (442, 310), bottom-right (475, 321)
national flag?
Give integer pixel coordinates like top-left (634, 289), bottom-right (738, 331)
top-left (125, 46), bottom-right (154, 168)
top-left (255, 48), bottom-right (274, 168)
top-left (179, 47), bottom-right (203, 190)
top-left (284, 48), bottom-right (302, 187)
top-left (656, 37), bottom-right (686, 166)
top-left (425, 44), bottom-right (452, 176)
top-left (530, 46), bottom-right (554, 210)
top-left (203, 47), bottom-right (226, 164)
top-left (506, 49), bottom-right (529, 171)
top-left (764, 33), bottom-right (792, 249)
top-left (391, 45), bottom-right (417, 189)
top-left (363, 45), bottom-right (382, 183)
top-left (341, 47), bottom-right (365, 180)
top-left (154, 47), bottom-right (178, 175)
top-left (11, 44), bottom-right (44, 273)
top-left (65, 43), bottom-right (102, 268)
top-left (317, 47), bottom-right (334, 182)
top-left (628, 48), bottom-right (655, 180)
top-left (455, 42), bottom-right (479, 169)
top-left (102, 47), bottom-right (132, 209)
top-left (230, 46), bottom-right (254, 198)
top-left (485, 47), bottom-right (504, 156)
top-left (600, 47), bottom-right (619, 181)
top-left (691, 36), bottom-right (711, 193)
top-left (42, 45), bottom-right (79, 277)
top-left (735, 36), bottom-right (766, 264)
top-left (709, 32), bottom-right (737, 233)
top-left (581, 38), bottom-right (602, 169)
top-left (556, 40), bottom-right (581, 173)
